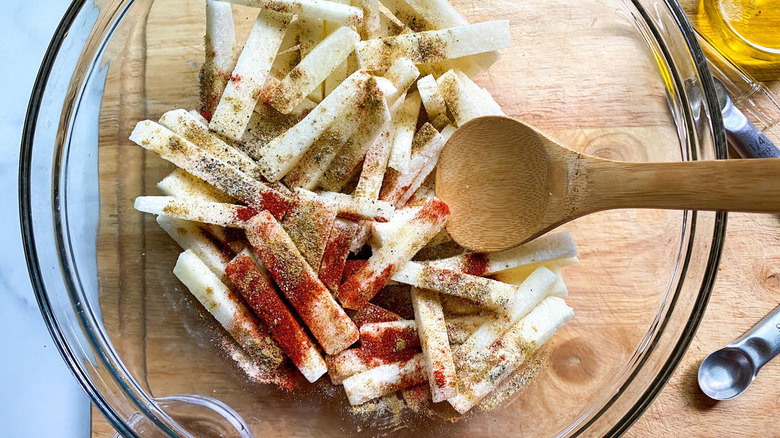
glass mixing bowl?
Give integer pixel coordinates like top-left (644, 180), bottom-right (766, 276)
top-left (20, 0), bottom-right (727, 436)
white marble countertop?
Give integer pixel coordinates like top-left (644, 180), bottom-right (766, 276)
top-left (1, 0), bottom-right (90, 436)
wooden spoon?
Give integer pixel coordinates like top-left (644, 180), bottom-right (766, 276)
top-left (435, 116), bottom-right (780, 252)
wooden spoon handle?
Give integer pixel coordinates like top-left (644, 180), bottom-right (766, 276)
top-left (584, 158), bottom-right (780, 213)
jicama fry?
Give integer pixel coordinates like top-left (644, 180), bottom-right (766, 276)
top-left (210, 10), bottom-right (291, 140)
top-left (355, 21), bottom-right (511, 70)
top-left (382, 57), bottom-right (419, 105)
top-left (436, 69), bottom-right (482, 126)
top-left (240, 100), bottom-right (316, 160)
top-left (358, 0), bottom-right (381, 39)
top-left (225, 0), bottom-right (363, 26)
top-left (258, 70), bottom-right (371, 182)
top-left (440, 295), bottom-right (484, 316)
top-left (349, 223), bottom-right (372, 253)
top-left (323, 1), bottom-right (351, 98)
top-left (453, 70), bottom-right (504, 115)
top-left (201, 0), bottom-right (240, 120)
top-left (369, 204), bottom-right (421, 247)
top-left (417, 74), bottom-right (447, 122)
top-left (318, 219), bottom-right (359, 292)
top-left (157, 215), bottom-right (234, 280)
top-left (446, 314), bottom-right (489, 345)
top-left (388, 91), bottom-right (421, 173)
top-left (449, 297), bottom-right (574, 413)
top-left (359, 316), bottom-right (485, 346)
top-left (343, 353), bottom-right (426, 405)
top-left (379, 0), bottom-right (468, 31)
top-left (173, 249), bottom-right (285, 368)
top-left (394, 124), bottom-right (455, 206)
top-left (425, 230), bottom-right (577, 276)
top-left (410, 287), bottom-right (456, 402)
top-left (379, 123), bottom-right (445, 205)
top-left (455, 267), bottom-right (557, 354)
top-left (135, 196), bottom-right (257, 228)
top-left (246, 211), bottom-right (359, 354)
top-left (266, 26), bottom-right (360, 114)
top-left (326, 349), bottom-right (374, 384)
top-left (283, 79), bottom-right (387, 190)
top-left (494, 258), bottom-right (577, 291)
top-left (360, 319), bottom-right (420, 353)
top-left (226, 250), bottom-right (328, 382)
top-left (203, 224), bottom-right (250, 254)
top-left (129, 121), bottom-right (291, 218)
top-left (317, 191), bottom-right (394, 222)
top-left (159, 109), bottom-right (263, 179)
top-left (337, 197), bottom-right (449, 309)
top-left (157, 168), bottom-right (236, 204)
top-left (379, 6), bottom-right (405, 36)
top-left (280, 189), bottom-right (338, 272)
top-left (349, 303), bottom-right (403, 327)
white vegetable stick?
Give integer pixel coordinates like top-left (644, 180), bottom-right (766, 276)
top-left (425, 231), bottom-right (578, 276)
top-left (380, 123), bottom-right (444, 206)
top-left (135, 196), bottom-right (257, 228)
top-left (343, 353), bottom-right (426, 405)
top-left (258, 70), bottom-right (371, 182)
top-left (436, 70), bottom-right (482, 126)
top-left (369, 205), bottom-right (421, 247)
top-left (411, 287), bottom-right (457, 402)
top-left (355, 21), bottom-right (511, 70)
top-left (188, 110), bottom-right (210, 126)
top-left (337, 197), bottom-right (449, 309)
top-left (225, 0), bottom-right (363, 26)
top-left (379, 6), bottom-right (405, 36)
top-left (453, 70), bottom-right (504, 115)
top-left (280, 188), bottom-right (338, 272)
top-left (358, 0), bottom-right (381, 39)
top-left (449, 297), bottom-right (574, 413)
top-left (267, 26), bottom-right (360, 114)
top-left (388, 91), bottom-right (421, 173)
top-left (446, 315), bottom-right (490, 345)
top-left (129, 121), bottom-right (291, 219)
top-left (494, 257), bottom-right (578, 289)
top-left (322, 0), bottom-right (351, 98)
top-left (159, 109), bottom-right (263, 179)
top-left (173, 249), bottom-right (285, 368)
top-left (240, 99), bottom-right (316, 160)
top-left (455, 267), bottom-right (557, 354)
top-left (379, 0), bottom-right (467, 31)
top-left (157, 169), bottom-right (236, 204)
top-left (316, 191), bottom-right (395, 222)
top-left (201, 0), bottom-right (240, 119)
top-left (157, 215), bottom-right (233, 280)
top-left (326, 348), bottom-right (372, 384)
top-left (382, 58), bottom-right (419, 104)
top-left (395, 124), bottom-right (455, 206)
top-left (417, 74), bottom-right (447, 120)
top-left (440, 295), bottom-right (484, 316)
top-left (210, 10), bottom-right (291, 140)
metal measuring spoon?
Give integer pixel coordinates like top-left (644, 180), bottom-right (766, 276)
top-left (713, 77), bottom-right (780, 159)
top-left (698, 304), bottom-right (780, 400)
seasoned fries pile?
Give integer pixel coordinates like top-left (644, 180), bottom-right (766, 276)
top-left (130, 0), bottom-right (577, 417)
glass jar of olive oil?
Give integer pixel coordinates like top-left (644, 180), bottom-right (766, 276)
top-left (699, 0), bottom-right (780, 67)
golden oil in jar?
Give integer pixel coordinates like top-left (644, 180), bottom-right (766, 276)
top-left (699, 0), bottom-right (780, 67)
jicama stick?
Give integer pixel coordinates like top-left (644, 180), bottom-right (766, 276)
top-left (453, 70), bottom-right (504, 115)
top-left (446, 314), bottom-right (489, 345)
top-left (449, 297), bottom-right (574, 413)
top-left (200, 0), bottom-right (239, 120)
top-left (417, 74), bottom-right (447, 123)
top-left (135, 196), bottom-right (257, 228)
top-left (379, 123), bottom-right (445, 205)
top-left (246, 211), bottom-right (359, 354)
top-left (394, 124), bottom-right (456, 206)
top-left (349, 303), bottom-right (403, 327)
top-left (440, 295), bottom-right (484, 316)
top-left (496, 261), bottom-right (576, 296)
top-left (159, 109), bottom-right (263, 179)
top-left (425, 230), bottom-right (577, 276)
top-left (358, 315), bottom-right (484, 349)
top-left (316, 191), bottom-right (394, 222)
top-left (343, 353), bottom-right (426, 405)
top-left (455, 267), bottom-right (557, 354)
top-left (204, 224), bottom-right (250, 254)
top-left (224, 0), bottom-right (363, 27)
top-left (337, 197), bottom-right (449, 309)
top-left (240, 100), bottom-right (315, 160)
top-left (318, 219), bottom-right (359, 292)
top-left (355, 21), bottom-right (511, 70)
top-left (369, 204), bottom-right (421, 247)
top-left (410, 287), bottom-right (457, 402)
top-left (226, 250), bottom-right (328, 382)
top-left (436, 69), bottom-right (482, 126)
top-left (173, 249), bottom-right (285, 368)
top-left (280, 189), bottom-right (338, 272)
top-left (379, 7), bottom-right (405, 36)
top-left (392, 263), bottom-right (556, 315)
top-left (382, 57), bottom-right (419, 105)
top-left (387, 91), bottom-right (421, 173)
top-left (283, 80), bottom-right (387, 190)
top-left (379, 0), bottom-right (468, 31)
top-left (358, 0), bottom-right (381, 39)
top-left (157, 168), bottom-right (236, 204)
top-left (157, 215), bottom-right (234, 280)
top-left (210, 10), bottom-right (291, 140)
top-left (258, 70), bottom-right (371, 182)
top-left (266, 26), bottom-right (360, 114)
top-left (130, 121), bottom-right (290, 219)
top-left (322, 1), bottom-right (351, 98)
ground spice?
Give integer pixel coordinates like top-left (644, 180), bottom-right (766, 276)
top-left (349, 303), bottom-right (402, 327)
top-left (318, 220), bottom-right (358, 292)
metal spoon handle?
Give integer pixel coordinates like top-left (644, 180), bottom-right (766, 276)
top-left (730, 304), bottom-right (780, 372)
top-left (723, 105), bottom-right (780, 159)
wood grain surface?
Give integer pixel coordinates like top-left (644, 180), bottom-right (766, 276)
top-left (90, 0), bottom-right (780, 436)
